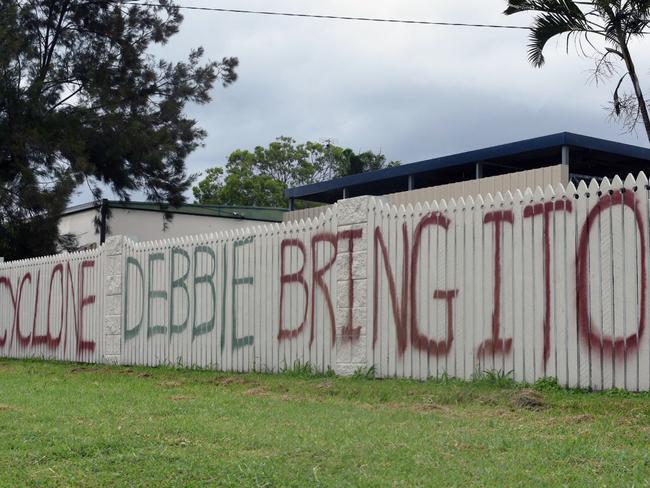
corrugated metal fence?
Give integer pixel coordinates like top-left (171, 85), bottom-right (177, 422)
top-left (1, 173), bottom-right (649, 390)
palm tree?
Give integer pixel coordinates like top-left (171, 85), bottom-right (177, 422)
top-left (505, 0), bottom-right (650, 143)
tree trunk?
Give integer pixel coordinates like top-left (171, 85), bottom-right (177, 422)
top-left (617, 32), bottom-right (650, 144)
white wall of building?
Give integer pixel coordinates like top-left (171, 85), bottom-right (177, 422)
top-left (59, 207), bottom-right (274, 249)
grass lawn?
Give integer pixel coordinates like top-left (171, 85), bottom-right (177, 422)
top-left (0, 360), bottom-right (649, 487)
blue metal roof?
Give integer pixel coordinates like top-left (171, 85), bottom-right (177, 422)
top-left (286, 132), bottom-right (650, 203)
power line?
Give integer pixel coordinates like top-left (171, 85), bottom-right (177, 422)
top-left (120, 1), bottom-right (531, 30)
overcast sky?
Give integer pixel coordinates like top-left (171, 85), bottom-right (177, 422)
top-left (73, 0), bottom-right (650, 204)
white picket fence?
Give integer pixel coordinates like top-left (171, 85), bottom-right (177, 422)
top-left (0, 173), bottom-right (649, 390)
top-left (121, 207), bottom-right (339, 372)
top-left (368, 174), bottom-right (648, 390)
top-left (0, 247), bottom-right (105, 363)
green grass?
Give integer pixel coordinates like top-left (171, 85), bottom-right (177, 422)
top-left (1, 360), bottom-right (650, 487)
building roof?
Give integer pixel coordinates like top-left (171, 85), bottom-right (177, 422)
top-left (286, 132), bottom-right (650, 204)
top-left (63, 200), bottom-right (286, 223)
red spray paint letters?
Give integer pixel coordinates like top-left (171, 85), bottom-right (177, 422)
top-left (0, 261), bottom-right (96, 356)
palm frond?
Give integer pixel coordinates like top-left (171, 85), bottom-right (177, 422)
top-left (505, 0), bottom-right (592, 66)
top-left (528, 12), bottom-right (590, 66)
top-left (504, 0), bottom-right (585, 17)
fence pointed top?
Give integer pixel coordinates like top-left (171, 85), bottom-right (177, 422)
top-left (599, 177), bottom-right (611, 192)
top-left (493, 192), bottom-right (505, 204)
top-left (439, 198), bottom-right (448, 210)
top-left (554, 182), bottom-right (566, 196)
top-left (484, 192), bottom-right (494, 206)
top-left (504, 190), bottom-right (515, 204)
top-left (457, 196), bottom-right (466, 208)
top-left (565, 181), bottom-right (577, 195)
top-left (429, 199), bottom-right (439, 211)
top-left (447, 197), bottom-right (456, 210)
top-left (624, 173), bottom-right (637, 188)
top-left (611, 174), bottom-right (624, 189)
top-left (523, 186), bottom-right (534, 200)
top-left (414, 201), bottom-right (423, 215)
top-left (577, 179), bottom-right (589, 193)
top-left (545, 184), bottom-right (556, 197)
top-left (637, 171), bottom-right (649, 186)
top-left (422, 200), bottom-right (432, 213)
top-left (475, 194), bottom-right (484, 206)
top-left (374, 198), bottom-right (385, 212)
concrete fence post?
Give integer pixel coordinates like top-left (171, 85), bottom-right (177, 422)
top-left (101, 235), bottom-right (125, 364)
top-left (334, 196), bottom-right (371, 375)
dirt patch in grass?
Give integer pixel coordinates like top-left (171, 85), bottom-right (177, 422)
top-left (513, 389), bottom-right (545, 410)
top-left (169, 395), bottom-right (194, 402)
top-left (70, 367), bottom-right (102, 373)
top-left (243, 387), bottom-right (269, 397)
top-left (414, 398), bottom-right (447, 413)
top-left (160, 380), bottom-right (184, 388)
top-left (214, 376), bottom-right (251, 386)
top-left (0, 403), bottom-right (18, 412)
top-left (316, 380), bottom-right (334, 390)
top-left (413, 403), bottom-right (445, 414)
top-left (568, 414), bottom-right (595, 423)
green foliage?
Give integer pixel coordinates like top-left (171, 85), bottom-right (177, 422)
top-left (280, 360), bottom-right (335, 378)
top-left (192, 136), bottom-right (399, 207)
top-left (471, 369), bottom-right (518, 388)
top-left (352, 365), bottom-right (376, 380)
top-left (0, 1), bottom-right (238, 259)
top-left (533, 376), bottom-right (563, 392)
top-left (504, 0), bottom-right (650, 142)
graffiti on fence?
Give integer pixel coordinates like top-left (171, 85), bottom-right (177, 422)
top-left (278, 229), bottom-right (363, 345)
top-left (0, 260), bottom-right (97, 355)
top-left (372, 192), bottom-right (645, 365)
top-left (123, 237), bottom-right (256, 351)
top-left (0, 180), bottom-right (648, 387)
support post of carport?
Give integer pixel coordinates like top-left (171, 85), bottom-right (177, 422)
top-left (561, 145), bottom-right (570, 166)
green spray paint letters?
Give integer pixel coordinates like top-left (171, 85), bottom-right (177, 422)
top-left (169, 247), bottom-right (190, 338)
top-left (124, 256), bottom-right (144, 341)
top-left (192, 246), bottom-right (216, 339)
top-left (231, 237), bottom-right (254, 350)
top-left (147, 252), bottom-right (167, 338)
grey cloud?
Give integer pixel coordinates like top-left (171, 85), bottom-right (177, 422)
top-left (71, 0), bottom-right (650, 204)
